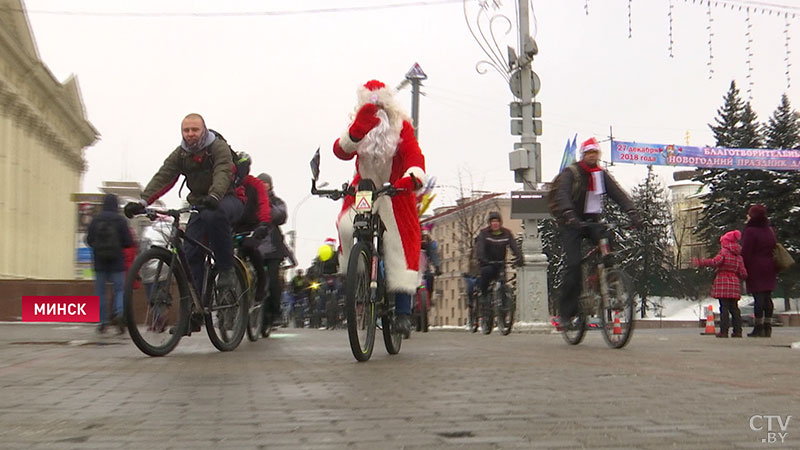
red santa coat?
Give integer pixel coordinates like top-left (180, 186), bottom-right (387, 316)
top-left (333, 116), bottom-right (425, 294)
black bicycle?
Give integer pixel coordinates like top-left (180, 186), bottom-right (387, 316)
top-left (310, 149), bottom-right (406, 362)
top-left (233, 232), bottom-right (263, 341)
top-left (124, 208), bottom-right (248, 356)
top-left (561, 222), bottom-right (636, 349)
top-left (473, 261), bottom-right (516, 335)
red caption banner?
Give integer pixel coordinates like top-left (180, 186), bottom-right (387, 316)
top-left (21, 296), bottom-right (100, 322)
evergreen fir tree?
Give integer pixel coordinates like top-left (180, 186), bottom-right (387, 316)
top-left (762, 93), bottom-right (800, 309)
top-left (693, 81), bottom-right (765, 250)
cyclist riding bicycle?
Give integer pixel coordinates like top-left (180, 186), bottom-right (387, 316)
top-left (475, 211), bottom-right (523, 306)
top-left (420, 226), bottom-right (441, 299)
top-left (231, 155), bottom-right (274, 332)
top-left (289, 269), bottom-right (310, 324)
top-left (550, 137), bottom-right (642, 328)
top-left (332, 79), bottom-right (426, 338)
top-left (124, 113), bottom-right (244, 334)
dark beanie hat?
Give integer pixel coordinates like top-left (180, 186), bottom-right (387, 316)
top-left (748, 204), bottom-right (767, 220)
top-left (257, 173), bottom-right (272, 189)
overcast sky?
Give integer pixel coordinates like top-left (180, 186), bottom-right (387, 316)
top-left (22, 0), bottom-right (800, 268)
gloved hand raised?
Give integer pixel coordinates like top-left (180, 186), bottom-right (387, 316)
top-left (124, 200), bottom-right (146, 218)
top-left (394, 176), bottom-right (422, 192)
top-left (348, 103), bottom-right (381, 142)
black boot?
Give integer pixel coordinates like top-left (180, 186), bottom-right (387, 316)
top-left (763, 321), bottom-right (772, 338)
top-left (747, 319), bottom-right (763, 337)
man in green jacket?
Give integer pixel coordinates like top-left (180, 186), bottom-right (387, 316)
top-left (125, 114), bottom-right (244, 314)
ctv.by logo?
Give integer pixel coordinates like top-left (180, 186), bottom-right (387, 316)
top-left (750, 415), bottom-right (791, 444)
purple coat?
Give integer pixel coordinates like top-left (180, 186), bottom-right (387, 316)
top-left (741, 220), bottom-right (777, 293)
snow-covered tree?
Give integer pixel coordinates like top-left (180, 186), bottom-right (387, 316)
top-left (762, 93), bottom-right (800, 310)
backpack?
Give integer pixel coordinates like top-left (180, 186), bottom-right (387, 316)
top-left (178, 130), bottom-right (251, 197)
top-left (93, 217), bottom-right (122, 261)
top-left (547, 164), bottom-right (581, 218)
top-left (209, 129), bottom-right (250, 186)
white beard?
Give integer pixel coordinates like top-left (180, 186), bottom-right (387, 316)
top-left (356, 109), bottom-right (398, 186)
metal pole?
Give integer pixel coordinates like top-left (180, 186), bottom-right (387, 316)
top-left (411, 79), bottom-right (420, 138)
top-left (514, 0), bottom-right (549, 327)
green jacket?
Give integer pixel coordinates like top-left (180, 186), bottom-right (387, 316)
top-left (141, 136), bottom-right (234, 206)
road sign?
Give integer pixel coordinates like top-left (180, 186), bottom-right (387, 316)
top-left (509, 70), bottom-right (540, 98)
top-left (511, 119), bottom-right (542, 136)
top-left (405, 63), bottom-right (427, 80)
top-left (510, 102), bottom-right (541, 118)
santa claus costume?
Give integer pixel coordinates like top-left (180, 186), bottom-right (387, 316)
top-left (333, 79), bottom-right (426, 317)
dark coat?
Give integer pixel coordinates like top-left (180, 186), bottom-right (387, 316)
top-left (552, 162), bottom-right (635, 221)
top-left (741, 218), bottom-right (777, 293)
top-left (86, 194), bottom-right (134, 272)
top-left (257, 190), bottom-right (293, 262)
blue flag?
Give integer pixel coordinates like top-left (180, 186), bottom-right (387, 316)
top-left (559, 133), bottom-right (577, 171)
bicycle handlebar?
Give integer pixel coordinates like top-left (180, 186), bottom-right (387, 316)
top-left (311, 178), bottom-right (409, 201)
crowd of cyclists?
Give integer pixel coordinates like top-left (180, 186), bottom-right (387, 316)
top-left (106, 80), bottom-right (644, 348)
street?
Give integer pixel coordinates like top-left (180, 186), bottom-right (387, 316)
top-left (0, 323), bottom-right (798, 449)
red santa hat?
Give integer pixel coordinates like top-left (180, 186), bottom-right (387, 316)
top-left (324, 237), bottom-right (337, 247)
top-left (357, 79), bottom-right (396, 109)
top-left (580, 137), bottom-right (601, 155)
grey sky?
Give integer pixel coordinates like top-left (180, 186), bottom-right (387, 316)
top-left (22, 0), bottom-right (800, 267)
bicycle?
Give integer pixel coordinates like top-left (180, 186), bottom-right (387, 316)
top-left (463, 273), bottom-right (480, 333)
top-left (310, 150), bottom-right (407, 362)
top-left (561, 222), bottom-right (636, 349)
top-left (413, 281), bottom-right (430, 333)
top-left (473, 261), bottom-right (516, 335)
top-left (123, 207), bottom-right (248, 356)
top-left (233, 231), bottom-right (262, 341)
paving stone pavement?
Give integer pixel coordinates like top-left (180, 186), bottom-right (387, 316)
top-left (0, 323), bottom-right (798, 450)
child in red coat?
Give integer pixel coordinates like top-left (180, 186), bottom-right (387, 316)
top-left (692, 230), bottom-right (748, 337)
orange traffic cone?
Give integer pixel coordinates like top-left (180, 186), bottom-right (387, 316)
top-left (613, 314), bottom-right (622, 335)
top-left (702, 305), bottom-right (716, 335)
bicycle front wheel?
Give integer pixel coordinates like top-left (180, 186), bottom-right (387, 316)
top-left (243, 259), bottom-right (261, 342)
top-left (382, 312), bottom-right (402, 354)
top-left (205, 260), bottom-right (248, 352)
top-left (480, 295), bottom-right (493, 335)
top-left (497, 285), bottom-right (514, 336)
top-left (599, 268), bottom-right (635, 349)
top-left (345, 242), bottom-right (377, 362)
top-left (124, 247), bottom-right (189, 357)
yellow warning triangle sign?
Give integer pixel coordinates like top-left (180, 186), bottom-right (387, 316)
top-left (355, 196), bottom-right (371, 210)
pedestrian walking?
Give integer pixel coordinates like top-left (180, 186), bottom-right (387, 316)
top-left (86, 193), bottom-right (134, 334)
top-left (741, 204), bottom-right (778, 337)
top-left (693, 230), bottom-right (748, 338)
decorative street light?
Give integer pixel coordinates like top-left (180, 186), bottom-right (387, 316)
top-left (289, 182), bottom-right (328, 270)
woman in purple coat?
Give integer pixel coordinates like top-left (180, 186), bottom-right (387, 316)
top-left (741, 204), bottom-right (777, 337)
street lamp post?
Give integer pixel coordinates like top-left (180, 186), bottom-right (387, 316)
top-left (464, 0), bottom-right (549, 327)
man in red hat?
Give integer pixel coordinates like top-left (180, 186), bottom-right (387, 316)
top-left (332, 79), bottom-right (426, 337)
top-left (550, 137), bottom-right (642, 327)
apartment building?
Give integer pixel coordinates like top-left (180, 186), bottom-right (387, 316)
top-left (422, 193), bottom-right (521, 327)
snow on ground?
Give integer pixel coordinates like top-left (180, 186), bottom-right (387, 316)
top-left (642, 297), bottom-right (800, 321)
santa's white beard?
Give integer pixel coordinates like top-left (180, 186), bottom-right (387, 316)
top-left (356, 109), bottom-right (398, 185)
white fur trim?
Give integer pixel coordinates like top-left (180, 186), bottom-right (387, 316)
top-left (402, 166), bottom-right (426, 188)
top-left (339, 130), bottom-right (358, 154)
top-left (337, 196), bottom-right (418, 293)
top-left (376, 196), bottom-right (419, 293)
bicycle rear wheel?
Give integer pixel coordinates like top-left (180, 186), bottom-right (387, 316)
top-left (561, 312), bottom-right (586, 345)
top-left (382, 312), bottom-right (402, 354)
top-left (419, 288), bottom-right (429, 333)
top-left (243, 259), bottom-right (261, 342)
top-left (480, 294), bottom-right (493, 335)
top-left (599, 268), bottom-right (635, 349)
top-left (468, 293), bottom-right (478, 333)
top-left (205, 259), bottom-right (248, 352)
top-left (497, 285), bottom-right (514, 336)
top-left (345, 242), bottom-right (377, 362)
top-left (124, 247), bottom-right (189, 357)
